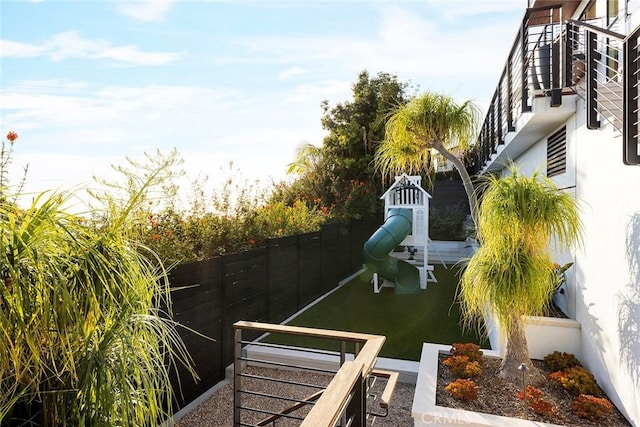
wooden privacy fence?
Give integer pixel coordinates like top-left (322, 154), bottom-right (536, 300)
top-left (168, 216), bottom-right (382, 408)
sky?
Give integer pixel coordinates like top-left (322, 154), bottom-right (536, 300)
top-left (1, 0), bottom-right (526, 204)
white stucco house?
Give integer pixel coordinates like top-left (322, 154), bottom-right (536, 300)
top-left (470, 0), bottom-right (640, 424)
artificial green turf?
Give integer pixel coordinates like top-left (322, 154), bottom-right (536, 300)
top-left (262, 264), bottom-right (488, 361)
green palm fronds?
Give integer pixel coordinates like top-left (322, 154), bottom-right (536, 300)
top-left (375, 92), bottom-right (480, 177)
top-left (460, 165), bottom-right (582, 337)
top-left (0, 157), bottom-right (193, 425)
top-left (374, 92), bottom-right (482, 227)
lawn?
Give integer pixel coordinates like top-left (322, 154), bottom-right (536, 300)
top-left (262, 264), bottom-right (488, 361)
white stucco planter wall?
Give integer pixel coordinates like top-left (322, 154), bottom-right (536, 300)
top-left (485, 312), bottom-right (581, 360)
top-left (412, 343), bottom-right (564, 427)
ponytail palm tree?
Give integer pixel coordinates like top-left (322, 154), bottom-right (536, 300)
top-left (460, 166), bottom-right (581, 384)
top-left (374, 92), bottom-right (482, 227)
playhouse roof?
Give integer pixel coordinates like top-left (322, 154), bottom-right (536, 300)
top-left (379, 173), bottom-right (432, 200)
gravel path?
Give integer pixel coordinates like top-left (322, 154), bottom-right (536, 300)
top-left (175, 366), bottom-right (415, 426)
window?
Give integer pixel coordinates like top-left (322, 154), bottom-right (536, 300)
top-left (547, 126), bottom-right (567, 177)
top-left (581, 0), bottom-right (597, 20)
top-left (607, 0), bottom-right (619, 25)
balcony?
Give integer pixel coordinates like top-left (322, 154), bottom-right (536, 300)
top-left (470, 4), bottom-right (640, 172)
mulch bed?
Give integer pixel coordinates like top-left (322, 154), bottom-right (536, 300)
top-left (436, 356), bottom-right (632, 427)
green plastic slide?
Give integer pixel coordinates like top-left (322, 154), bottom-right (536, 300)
top-left (363, 208), bottom-right (421, 294)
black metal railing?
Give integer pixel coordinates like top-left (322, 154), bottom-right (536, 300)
top-left (471, 5), bottom-right (567, 174)
top-left (470, 5), bottom-right (639, 173)
top-left (624, 24), bottom-right (640, 165)
top-left (566, 19), bottom-right (625, 131)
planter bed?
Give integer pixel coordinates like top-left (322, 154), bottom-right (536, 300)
top-left (412, 343), bottom-right (631, 427)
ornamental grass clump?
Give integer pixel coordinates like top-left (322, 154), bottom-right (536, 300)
top-left (0, 136), bottom-right (194, 426)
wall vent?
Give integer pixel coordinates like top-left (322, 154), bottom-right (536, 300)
top-left (547, 126), bottom-right (566, 177)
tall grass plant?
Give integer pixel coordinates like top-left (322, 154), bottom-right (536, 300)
top-left (0, 135), bottom-right (194, 425)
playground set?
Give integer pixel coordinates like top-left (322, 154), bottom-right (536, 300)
top-left (362, 174), bottom-right (437, 295)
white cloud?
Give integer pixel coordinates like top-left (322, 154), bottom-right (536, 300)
top-left (1, 31), bottom-right (183, 66)
top-left (0, 39), bottom-right (47, 57)
top-left (279, 66), bottom-right (308, 80)
top-left (215, 3), bottom-right (520, 105)
top-left (437, 0), bottom-right (526, 20)
top-left (283, 79), bottom-right (351, 104)
top-left (1, 78), bottom-right (327, 196)
top-left (116, 0), bottom-right (178, 22)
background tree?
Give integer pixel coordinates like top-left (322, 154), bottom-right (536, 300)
top-left (272, 70), bottom-right (411, 220)
top-left (459, 166), bottom-right (581, 384)
top-left (374, 92), bottom-right (481, 227)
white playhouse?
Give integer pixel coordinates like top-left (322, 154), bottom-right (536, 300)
top-left (363, 174), bottom-right (436, 294)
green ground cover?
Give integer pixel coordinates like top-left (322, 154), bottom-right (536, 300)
top-left (262, 264), bottom-right (488, 361)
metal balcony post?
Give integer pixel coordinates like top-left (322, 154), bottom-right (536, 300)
top-left (551, 38), bottom-right (562, 106)
top-left (565, 22), bottom-right (575, 86)
top-left (345, 374), bottom-right (365, 427)
top-left (587, 30), bottom-right (601, 129)
top-left (507, 59), bottom-right (515, 132)
top-left (623, 26), bottom-right (640, 165)
top-left (490, 101), bottom-right (496, 153)
top-left (497, 78), bottom-right (504, 145)
top-left (233, 327), bottom-right (242, 426)
top-left (522, 22), bottom-right (532, 112)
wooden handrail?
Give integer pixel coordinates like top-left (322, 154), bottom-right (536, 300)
top-left (233, 320), bottom-right (381, 343)
top-left (300, 361), bottom-right (364, 427)
top-left (371, 369), bottom-right (399, 410)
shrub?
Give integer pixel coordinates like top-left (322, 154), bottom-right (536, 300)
top-left (548, 366), bottom-right (601, 396)
top-left (571, 394), bottom-right (614, 421)
top-left (445, 379), bottom-right (478, 401)
top-left (450, 343), bottom-right (483, 363)
top-left (429, 203), bottom-right (467, 241)
top-left (550, 262), bottom-right (573, 294)
top-left (443, 356), bottom-right (482, 378)
top-left (543, 351), bottom-right (581, 372)
top-left (517, 385), bottom-right (554, 415)
top-left (0, 140), bottom-right (194, 425)
top-left (111, 158), bottom-right (334, 264)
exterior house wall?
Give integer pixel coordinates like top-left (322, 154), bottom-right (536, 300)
top-left (509, 117), bottom-right (579, 318)
top-left (572, 97), bottom-right (640, 426)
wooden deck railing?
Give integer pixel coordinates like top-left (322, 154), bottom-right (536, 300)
top-left (233, 321), bottom-right (397, 427)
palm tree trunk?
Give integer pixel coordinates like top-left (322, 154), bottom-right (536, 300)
top-left (499, 317), bottom-right (546, 386)
top-left (431, 140), bottom-right (478, 231)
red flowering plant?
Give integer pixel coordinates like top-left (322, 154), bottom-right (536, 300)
top-left (113, 160), bottom-right (335, 265)
top-left (1, 131), bottom-right (30, 200)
